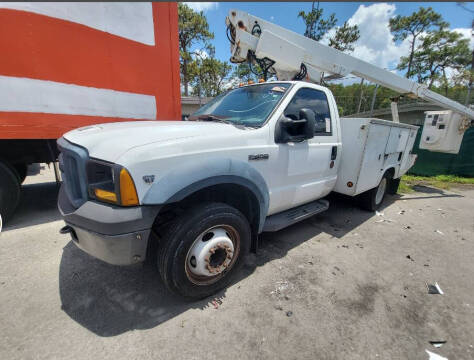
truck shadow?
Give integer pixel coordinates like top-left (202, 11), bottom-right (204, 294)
top-left (58, 193), bottom-right (398, 337)
top-left (399, 185), bottom-right (463, 200)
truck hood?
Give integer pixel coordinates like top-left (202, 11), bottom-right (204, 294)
top-left (63, 121), bottom-right (243, 162)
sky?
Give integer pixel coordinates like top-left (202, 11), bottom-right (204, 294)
top-left (184, 2), bottom-right (474, 83)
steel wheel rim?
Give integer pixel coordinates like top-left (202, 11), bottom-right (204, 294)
top-left (375, 177), bottom-right (387, 205)
top-left (185, 224), bottom-right (241, 286)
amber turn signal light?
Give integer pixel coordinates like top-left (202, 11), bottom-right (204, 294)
top-left (120, 168), bottom-right (139, 206)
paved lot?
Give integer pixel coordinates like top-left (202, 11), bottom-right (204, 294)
top-left (1, 165), bottom-right (473, 360)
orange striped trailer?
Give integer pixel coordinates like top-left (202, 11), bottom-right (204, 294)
top-left (0, 2), bottom-right (181, 221)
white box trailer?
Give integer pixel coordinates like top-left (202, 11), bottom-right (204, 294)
top-left (334, 118), bottom-right (418, 196)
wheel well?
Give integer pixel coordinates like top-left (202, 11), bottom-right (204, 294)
top-left (0, 139), bottom-right (58, 164)
top-left (151, 183), bottom-right (261, 250)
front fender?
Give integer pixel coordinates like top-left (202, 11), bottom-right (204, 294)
top-left (142, 158), bottom-right (269, 232)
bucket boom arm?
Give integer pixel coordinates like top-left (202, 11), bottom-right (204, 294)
top-left (226, 9), bottom-right (474, 120)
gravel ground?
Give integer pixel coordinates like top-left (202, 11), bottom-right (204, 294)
top-left (1, 165), bottom-right (473, 360)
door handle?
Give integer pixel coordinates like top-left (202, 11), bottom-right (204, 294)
top-left (331, 146), bottom-right (337, 160)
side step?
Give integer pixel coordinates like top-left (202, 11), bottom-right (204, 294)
top-left (262, 199), bottom-right (329, 232)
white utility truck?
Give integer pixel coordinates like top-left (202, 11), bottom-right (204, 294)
top-left (58, 10), bottom-right (474, 299)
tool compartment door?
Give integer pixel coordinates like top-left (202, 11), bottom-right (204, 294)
top-left (383, 126), bottom-right (411, 173)
top-left (399, 128), bottom-right (418, 175)
top-left (355, 123), bottom-right (390, 194)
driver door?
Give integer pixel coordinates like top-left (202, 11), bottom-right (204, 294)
top-left (269, 87), bottom-right (339, 214)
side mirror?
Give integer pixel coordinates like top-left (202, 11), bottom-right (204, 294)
top-left (299, 108), bottom-right (316, 140)
top-left (275, 108), bottom-right (316, 143)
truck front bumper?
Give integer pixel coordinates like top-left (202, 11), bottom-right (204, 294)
top-left (58, 185), bottom-right (161, 265)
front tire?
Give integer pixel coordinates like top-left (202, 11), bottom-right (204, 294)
top-left (359, 173), bottom-right (390, 211)
top-left (157, 202), bottom-right (251, 299)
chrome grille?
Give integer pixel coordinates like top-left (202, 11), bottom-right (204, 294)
top-left (57, 137), bottom-right (89, 209)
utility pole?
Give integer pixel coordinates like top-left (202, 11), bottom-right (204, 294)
top-left (466, 83), bottom-right (472, 106)
top-left (465, 18), bottom-right (474, 106)
top-left (370, 84), bottom-right (379, 117)
top-left (357, 78), bottom-right (365, 113)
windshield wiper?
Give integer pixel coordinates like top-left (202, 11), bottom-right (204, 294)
top-left (191, 115), bottom-right (257, 129)
top-left (195, 115), bottom-right (233, 125)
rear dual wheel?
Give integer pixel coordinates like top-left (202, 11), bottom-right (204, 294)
top-left (359, 173), bottom-right (390, 211)
top-left (387, 178), bottom-right (401, 195)
top-left (13, 163), bottom-right (28, 184)
top-left (0, 161), bottom-right (21, 223)
top-left (157, 202), bottom-right (251, 299)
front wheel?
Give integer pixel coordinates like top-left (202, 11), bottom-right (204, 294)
top-left (359, 173), bottom-right (390, 211)
top-left (156, 202), bottom-right (251, 299)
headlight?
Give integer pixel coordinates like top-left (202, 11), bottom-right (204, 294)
top-left (87, 160), bottom-right (139, 206)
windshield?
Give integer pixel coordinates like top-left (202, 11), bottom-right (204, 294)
top-left (189, 83), bottom-right (291, 127)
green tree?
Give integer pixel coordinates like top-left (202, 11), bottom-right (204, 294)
top-left (328, 82), bottom-right (400, 115)
top-left (178, 3), bottom-right (214, 96)
top-left (298, 2), bottom-right (336, 41)
top-left (298, 2), bottom-right (360, 52)
top-left (389, 7), bottom-right (447, 78)
top-left (231, 62), bottom-right (264, 82)
top-left (232, 63), bottom-right (255, 82)
top-left (399, 29), bottom-right (470, 91)
top-left (328, 21), bottom-right (360, 52)
top-left (190, 56), bottom-right (233, 97)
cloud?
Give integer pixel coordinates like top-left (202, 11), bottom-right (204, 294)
top-left (270, 16), bottom-right (275, 21)
top-left (222, 77), bottom-right (241, 90)
top-left (345, 3), bottom-right (411, 70)
top-left (452, 27), bottom-right (474, 49)
top-left (320, 27), bottom-right (337, 46)
top-left (318, 3), bottom-right (472, 86)
top-left (343, 4), bottom-right (472, 73)
top-left (184, 2), bottom-right (218, 12)
top-left (193, 49), bottom-right (209, 60)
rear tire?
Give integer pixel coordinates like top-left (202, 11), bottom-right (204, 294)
top-left (156, 202), bottom-right (251, 299)
top-left (0, 161), bottom-right (21, 223)
top-left (359, 173), bottom-right (390, 211)
top-left (13, 163), bottom-right (28, 184)
top-left (387, 178), bottom-right (401, 195)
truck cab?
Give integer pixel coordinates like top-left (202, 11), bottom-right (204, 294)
top-left (186, 80), bottom-right (342, 215)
